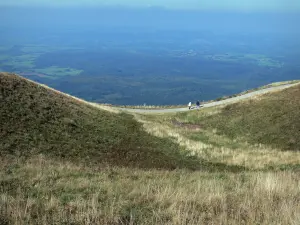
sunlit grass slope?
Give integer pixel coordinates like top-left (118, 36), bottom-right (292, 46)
top-left (177, 83), bottom-right (300, 151)
top-left (0, 72), bottom-right (201, 169)
top-left (137, 83), bottom-right (300, 169)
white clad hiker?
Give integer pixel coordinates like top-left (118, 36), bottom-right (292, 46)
top-left (188, 102), bottom-right (192, 110)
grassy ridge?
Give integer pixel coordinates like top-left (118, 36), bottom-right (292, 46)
top-left (0, 72), bottom-right (201, 170)
top-left (176, 84), bottom-right (300, 151)
top-left (213, 80), bottom-right (299, 102)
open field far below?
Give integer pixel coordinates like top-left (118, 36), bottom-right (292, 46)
top-left (1, 33), bottom-right (300, 105)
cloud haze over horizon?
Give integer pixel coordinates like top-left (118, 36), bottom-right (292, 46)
top-left (1, 0), bottom-right (300, 12)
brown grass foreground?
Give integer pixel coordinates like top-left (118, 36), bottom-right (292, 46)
top-left (1, 156), bottom-right (300, 225)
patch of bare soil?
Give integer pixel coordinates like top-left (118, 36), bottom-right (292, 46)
top-left (171, 119), bottom-right (203, 131)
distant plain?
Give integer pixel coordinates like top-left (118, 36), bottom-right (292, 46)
top-left (1, 8), bottom-right (300, 105)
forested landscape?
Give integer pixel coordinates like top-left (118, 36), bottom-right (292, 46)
top-left (1, 8), bottom-right (299, 105)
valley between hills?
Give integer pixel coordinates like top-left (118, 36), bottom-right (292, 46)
top-left (1, 72), bottom-right (300, 224)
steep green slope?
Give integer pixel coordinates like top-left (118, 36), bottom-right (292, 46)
top-left (177, 84), bottom-right (300, 151)
top-left (0, 72), bottom-right (200, 169)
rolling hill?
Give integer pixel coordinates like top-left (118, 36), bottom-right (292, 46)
top-left (1, 72), bottom-right (300, 225)
top-left (0, 72), bottom-right (200, 169)
top-left (175, 83), bottom-right (300, 151)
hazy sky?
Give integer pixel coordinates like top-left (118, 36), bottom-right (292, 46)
top-left (1, 0), bottom-right (300, 12)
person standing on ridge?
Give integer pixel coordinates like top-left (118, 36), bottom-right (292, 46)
top-left (196, 100), bottom-right (200, 109)
top-left (188, 102), bottom-right (192, 110)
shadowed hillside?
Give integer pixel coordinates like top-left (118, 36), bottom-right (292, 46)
top-left (0, 72), bottom-right (201, 169)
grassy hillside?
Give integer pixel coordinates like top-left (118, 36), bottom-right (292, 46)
top-left (176, 83), bottom-right (300, 151)
top-left (0, 72), bottom-right (201, 170)
top-left (1, 73), bottom-right (300, 224)
top-left (137, 83), bottom-right (300, 170)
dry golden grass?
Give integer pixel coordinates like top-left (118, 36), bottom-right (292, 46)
top-left (1, 156), bottom-right (300, 225)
